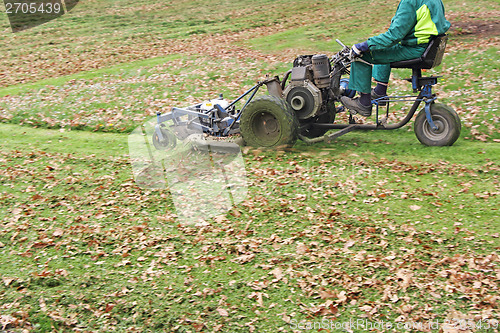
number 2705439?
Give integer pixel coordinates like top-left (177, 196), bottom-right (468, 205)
top-left (5, 2), bottom-right (62, 14)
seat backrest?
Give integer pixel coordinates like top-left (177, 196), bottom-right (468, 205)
top-left (420, 34), bottom-right (448, 69)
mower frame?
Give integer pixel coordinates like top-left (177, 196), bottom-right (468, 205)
top-left (299, 69), bottom-right (441, 144)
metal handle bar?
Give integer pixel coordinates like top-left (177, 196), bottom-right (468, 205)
top-left (336, 39), bottom-right (347, 49)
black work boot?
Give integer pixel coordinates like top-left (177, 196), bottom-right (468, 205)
top-left (340, 95), bottom-right (372, 117)
top-left (371, 88), bottom-right (388, 106)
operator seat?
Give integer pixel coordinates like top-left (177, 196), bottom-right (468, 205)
top-left (390, 34), bottom-right (448, 70)
top-left (390, 35), bottom-right (448, 91)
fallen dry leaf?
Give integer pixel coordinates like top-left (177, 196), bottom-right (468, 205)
top-left (216, 308), bottom-right (229, 317)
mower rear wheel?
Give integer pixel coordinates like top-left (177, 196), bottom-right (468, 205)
top-left (240, 95), bottom-right (299, 147)
top-left (414, 103), bottom-right (461, 146)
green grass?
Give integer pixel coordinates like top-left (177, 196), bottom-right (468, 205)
top-left (0, 54), bottom-right (183, 98)
top-left (1, 123), bottom-right (498, 332)
top-left (0, 0), bottom-right (499, 331)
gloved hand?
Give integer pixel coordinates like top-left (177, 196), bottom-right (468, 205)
top-left (351, 41), bottom-right (369, 57)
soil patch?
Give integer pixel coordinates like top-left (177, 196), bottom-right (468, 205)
top-left (449, 20), bottom-right (500, 37)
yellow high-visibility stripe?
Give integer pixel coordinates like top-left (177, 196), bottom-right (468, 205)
top-left (415, 4), bottom-right (439, 44)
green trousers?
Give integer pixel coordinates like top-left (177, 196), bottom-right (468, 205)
top-left (349, 44), bottom-right (428, 94)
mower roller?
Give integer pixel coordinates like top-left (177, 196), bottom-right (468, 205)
top-left (152, 35), bottom-right (460, 150)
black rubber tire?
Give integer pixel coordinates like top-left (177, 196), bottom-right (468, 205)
top-left (414, 103), bottom-right (461, 146)
top-left (300, 103), bottom-right (336, 139)
top-left (240, 95), bottom-right (299, 147)
top-left (152, 125), bottom-right (177, 150)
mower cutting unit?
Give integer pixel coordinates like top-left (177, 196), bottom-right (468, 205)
top-left (151, 77), bottom-right (281, 150)
top-left (153, 35), bottom-right (460, 150)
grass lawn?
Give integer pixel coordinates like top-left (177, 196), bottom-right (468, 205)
top-left (0, 123), bottom-right (498, 332)
top-left (0, 0), bottom-right (499, 331)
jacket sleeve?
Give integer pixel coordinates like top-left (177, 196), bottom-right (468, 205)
top-left (367, 0), bottom-right (417, 50)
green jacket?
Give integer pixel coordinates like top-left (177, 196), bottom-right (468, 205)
top-left (367, 0), bottom-right (451, 50)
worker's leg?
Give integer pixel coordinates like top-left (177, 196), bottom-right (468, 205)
top-left (365, 43), bottom-right (427, 80)
top-left (343, 44), bottom-right (427, 116)
top-left (372, 64), bottom-right (391, 85)
top-left (349, 44), bottom-right (425, 93)
top-left (348, 61), bottom-right (372, 94)
top-left (372, 64), bottom-right (391, 99)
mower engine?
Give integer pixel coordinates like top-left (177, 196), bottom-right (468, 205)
top-left (198, 98), bottom-right (233, 129)
top-left (283, 54), bottom-right (354, 121)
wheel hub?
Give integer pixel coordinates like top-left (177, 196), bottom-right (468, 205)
top-left (424, 116), bottom-right (447, 140)
top-left (253, 112), bottom-right (280, 138)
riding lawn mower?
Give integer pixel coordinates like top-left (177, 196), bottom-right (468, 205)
top-left (152, 36), bottom-right (461, 151)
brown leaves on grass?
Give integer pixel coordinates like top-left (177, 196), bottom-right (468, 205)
top-left (0, 55), bottom-right (281, 133)
top-left (0, 143), bottom-right (499, 331)
top-left (0, 19), bottom-right (289, 89)
top-left (238, 155), bottom-right (500, 326)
